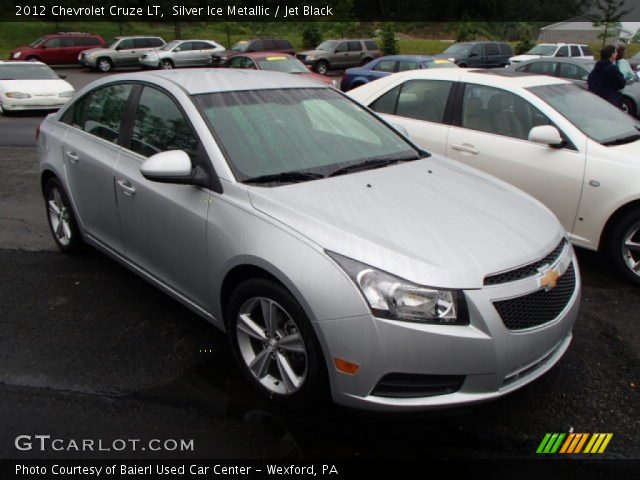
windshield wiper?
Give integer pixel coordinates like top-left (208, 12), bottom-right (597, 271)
top-left (243, 171), bottom-right (324, 185)
top-left (601, 133), bottom-right (640, 146)
top-left (327, 153), bottom-right (421, 178)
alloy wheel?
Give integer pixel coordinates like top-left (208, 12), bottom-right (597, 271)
top-left (47, 186), bottom-right (72, 247)
top-left (236, 297), bottom-right (307, 395)
top-left (622, 221), bottom-right (640, 279)
top-left (98, 59), bottom-right (112, 72)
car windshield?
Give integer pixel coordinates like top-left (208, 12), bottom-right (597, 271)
top-left (527, 45), bottom-right (558, 56)
top-left (108, 38), bottom-right (120, 49)
top-left (316, 40), bottom-right (338, 51)
top-left (0, 64), bottom-right (59, 80)
top-left (28, 36), bottom-right (47, 48)
top-left (528, 83), bottom-right (640, 144)
top-left (161, 40), bottom-right (181, 51)
top-left (443, 43), bottom-right (471, 55)
top-left (256, 56), bottom-right (309, 73)
top-left (231, 41), bottom-right (249, 52)
top-left (423, 59), bottom-right (458, 69)
top-left (193, 88), bottom-right (419, 182)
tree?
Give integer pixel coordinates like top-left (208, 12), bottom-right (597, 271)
top-left (302, 23), bottom-right (323, 49)
top-left (381, 23), bottom-right (398, 55)
top-left (593, 0), bottom-right (632, 48)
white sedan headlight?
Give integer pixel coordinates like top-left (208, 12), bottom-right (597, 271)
top-left (59, 90), bottom-right (75, 98)
top-left (12, 52), bottom-right (21, 59)
top-left (327, 252), bottom-right (468, 325)
top-left (5, 92), bottom-right (31, 99)
top-left (330, 79), bottom-right (338, 88)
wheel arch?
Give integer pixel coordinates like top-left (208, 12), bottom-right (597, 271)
top-left (599, 198), bottom-right (640, 250)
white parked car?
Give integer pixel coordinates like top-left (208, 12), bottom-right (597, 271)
top-left (509, 43), bottom-right (594, 65)
top-left (0, 61), bottom-right (74, 114)
top-left (348, 68), bottom-right (640, 284)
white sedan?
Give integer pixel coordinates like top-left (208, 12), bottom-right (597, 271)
top-left (348, 68), bottom-right (640, 284)
top-left (0, 61), bottom-right (74, 114)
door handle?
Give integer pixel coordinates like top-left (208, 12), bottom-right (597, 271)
top-left (117, 180), bottom-right (136, 196)
top-left (65, 150), bottom-right (79, 163)
top-left (451, 143), bottom-right (479, 155)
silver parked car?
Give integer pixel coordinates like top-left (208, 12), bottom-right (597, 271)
top-left (79, 36), bottom-right (166, 72)
top-left (38, 70), bottom-right (580, 411)
top-left (139, 39), bottom-right (225, 69)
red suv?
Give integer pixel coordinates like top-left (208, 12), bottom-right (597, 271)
top-left (9, 33), bottom-right (107, 65)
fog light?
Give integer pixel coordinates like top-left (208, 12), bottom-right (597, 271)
top-left (334, 358), bottom-right (359, 375)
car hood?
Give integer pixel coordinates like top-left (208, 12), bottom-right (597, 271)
top-left (0, 79), bottom-right (73, 94)
top-left (80, 47), bottom-right (114, 56)
top-left (510, 54), bottom-right (543, 62)
top-left (248, 156), bottom-right (563, 289)
top-left (298, 50), bottom-right (325, 57)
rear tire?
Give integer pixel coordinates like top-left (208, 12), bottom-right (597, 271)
top-left (458, 63), bottom-right (468, 68)
top-left (225, 278), bottom-right (328, 408)
top-left (314, 60), bottom-right (329, 75)
top-left (43, 177), bottom-right (83, 254)
top-left (606, 208), bottom-right (640, 285)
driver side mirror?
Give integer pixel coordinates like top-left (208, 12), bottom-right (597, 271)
top-left (141, 150), bottom-right (195, 184)
top-left (174, 48), bottom-right (182, 52)
top-left (390, 122), bottom-right (410, 139)
top-left (528, 125), bottom-right (565, 148)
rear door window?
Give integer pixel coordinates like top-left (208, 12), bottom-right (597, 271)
top-left (485, 43), bottom-right (499, 55)
top-left (68, 84), bottom-right (132, 143)
top-left (348, 41), bottom-right (363, 52)
top-left (365, 40), bottom-right (379, 50)
top-left (373, 60), bottom-right (396, 72)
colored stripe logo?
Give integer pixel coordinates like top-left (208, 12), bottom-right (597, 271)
top-left (536, 433), bottom-right (613, 454)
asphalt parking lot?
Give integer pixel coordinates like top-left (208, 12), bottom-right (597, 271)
top-left (0, 68), bottom-right (638, 463)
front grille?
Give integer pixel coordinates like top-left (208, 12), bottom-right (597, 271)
top-left (484, 239), bottom-right (567, 285)
top-left (371, 373), bottom-right (465, 398)
top-left (493, 263), bottom-right (576, 331)
top-left (296, 54), bottom-right (307, 62)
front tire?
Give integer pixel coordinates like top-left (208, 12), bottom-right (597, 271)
top-left (97, 57), bottom-right (113, 73)
top-left (225, 278), bottom-right (327, 407)
top-left (25, 56), bottom-right (41, 62)
top-left (161, 59), bottom-right (174, 70)
top-left (621, 97), bottom-right (637, 118)
top-left (606, 208), bottom-right (640, 284)
top-left (44, 177), bottom-right (83, 254)
top-left (314, 60), bottom-right (329, 75)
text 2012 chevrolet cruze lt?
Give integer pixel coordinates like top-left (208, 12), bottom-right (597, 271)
top-left (37, 69), bottom-right (580, 411)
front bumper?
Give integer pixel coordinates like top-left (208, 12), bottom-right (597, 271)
top-left (315, 249), bottom-right (580, 411)
top-left (79, 56), bottom-right (97, 68)
top-left (1, 96), bottom-right (69, 111)
top-left (139, 57), bottom-right (160, 68)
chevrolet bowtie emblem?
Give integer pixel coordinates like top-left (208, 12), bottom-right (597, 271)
top-left (539, 267), bottom-right (560, 291)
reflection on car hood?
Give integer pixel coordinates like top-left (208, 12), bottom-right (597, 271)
top-left (249, 156), bottom-right (563, 288)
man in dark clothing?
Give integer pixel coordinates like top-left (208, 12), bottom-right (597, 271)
top-left (588, 45), bottom-right (626, 107)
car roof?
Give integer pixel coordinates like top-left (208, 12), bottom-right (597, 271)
top-left (383, 67), bottom-right (571, 88)
top-left (238, 52), bottom-right (295, 59)
top-left (374, 55), bottom-right (438, 62)
top-left (110, 69), bottom-right (327, 94)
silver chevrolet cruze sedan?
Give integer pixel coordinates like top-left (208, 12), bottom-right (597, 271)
top-left (38, 69), bottom-right (580, 411)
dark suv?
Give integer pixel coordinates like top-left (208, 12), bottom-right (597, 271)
top-left (9, 32), bottom-right (107, 65)
top-left (436, 42), bottom-right (513, 68)
top-left (297, 39), bottom-right (381, 75)
top-left (210, 38), bottom-right (295, 66)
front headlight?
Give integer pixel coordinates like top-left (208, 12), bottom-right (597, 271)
top-left (327, 252), bottom-right (468, 325)
top-left (330, 79), bottom-right (338, 88)
top-left (12, 52), bottom-right (21, 59)
top-left (306, 54), bottom-right (316, 61)
top-left (59, 90), bottom-right (74, 98)
top-left (5, 92), bottom-right (31, 99)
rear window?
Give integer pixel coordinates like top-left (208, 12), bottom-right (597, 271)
top-left (133, 38), bottom-right (152, 48)
top-left (264, 39), bottom-right (278, 50)
top-left (149, 38), bottom-right (164, 48)
top-left (365, 40), bottom-right (379, 50)
top-left (348, 41), bottom-right (362, 52)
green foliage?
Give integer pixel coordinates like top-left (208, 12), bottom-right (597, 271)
top-left (301, 23), bottom-right (322, 49)
top-left (381, 23), bottom-right (398, 55)
top-left (515, 38), bottom-right (535, 55)
top-left (592, 0), bottom-right (632, 47)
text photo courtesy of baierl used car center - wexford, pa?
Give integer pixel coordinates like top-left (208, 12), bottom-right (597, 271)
top-left (0, 0), bottom-right (638, 478)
